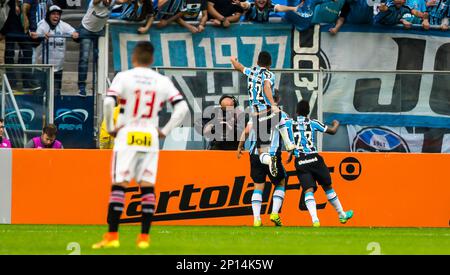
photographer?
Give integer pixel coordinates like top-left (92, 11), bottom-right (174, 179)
top-left (198, 95), bottom-right (245, 150)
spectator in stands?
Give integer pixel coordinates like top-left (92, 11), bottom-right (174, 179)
top-left (138, 0), bottom-right (206, 34)
top-left (1, 0), bottom-right (39, 91)
top-left (207, 0), bottom-right (244, 28)
top-left (25, 124), bottom-right (64, 149)
top-left (178, 0), bottom-right (209, 33)
top-left (240, 0), bottom-right (300, 23)
top-left (328, 0), bottom-right (373, 35)
top-left (0, 0), bottom-right (10, 30)
top-left (426, 0), bottom-right (449, 30)
top-left (137, 0), bottom-right (156, 34)
top-left (78, 0), bottom-right (128, 97)
top-left (118, 0), bottom-right (153, 21)
top-left (32, 5), bottom-right (79, 96)
top-left (0, 0), bottom-right (10, 64)
top-left (22, 0), bottom-right (40, 37)
top-left (0, 118), bottom-right (12, 148)
top-left (403, 0), bottom-right (430, 29)
top-left (374, 0), bottom-right (429, 29)
top-left (153, 0), bottom-right (183, 31)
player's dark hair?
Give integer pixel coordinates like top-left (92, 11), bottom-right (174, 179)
top-left (257, 51), bottom-right (272, 67)
top-left (43, 124), bottom-right (57, 138)
top-left (0, 118), bottom-right (3, 123)
top-left (133, 41), bottom-right (154, 65)
top-left (297, 100), bottom-right (310, 117)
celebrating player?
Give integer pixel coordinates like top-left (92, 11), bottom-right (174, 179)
top-left (237, 91), bottom-right (294, 227)
top-left (93, 41), bottom-right (189, 249)
top-left (231, 52), bottom-right (295, 177)
top-left (287, 100), bottom-right (353, 227)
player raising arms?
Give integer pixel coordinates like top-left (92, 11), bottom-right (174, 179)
top-left (93, 41), bottom-right (189, 249)
top-left (237, 90), bottom-right (294, 227)
top-left (231, 52), bottom-right (295, 177)
top-left (287, 100), bottom-right (353, 227)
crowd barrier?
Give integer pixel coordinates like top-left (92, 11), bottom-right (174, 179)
top-left (0, 149), bottom-right (448, 227)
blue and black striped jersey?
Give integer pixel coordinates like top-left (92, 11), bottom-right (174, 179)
top-left (427, 0), bottom-right (449, 25)
top-left (291, 116), bottom-right (327, 156)
top-left (248, 111), bottom-right (291, 155)
top-left (243, 66), bottom-right (275, 113)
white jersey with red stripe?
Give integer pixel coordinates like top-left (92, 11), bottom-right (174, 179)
top-left (107, 67), bottom-right (183, 152)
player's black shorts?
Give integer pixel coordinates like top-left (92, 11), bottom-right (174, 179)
top-left (252, 108), bottom-right (281, 148)
top-left (294, 153), bottom-right (332, 192)
top-left (250, 152), bottom-right (286, 185)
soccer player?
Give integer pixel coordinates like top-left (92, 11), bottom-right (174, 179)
top-left (92, 41), bottom-right (189, 249)
top-left (287, 100), bottom-right (353, 227)
top-left (237, 122), bottom-right (287, 227)
top-left (237, 91), bottom-right (293, 227)
top-left (230, 52), bottom-right (295, 177)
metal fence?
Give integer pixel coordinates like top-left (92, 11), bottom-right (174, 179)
top-left (0, 64), bottom-right (54, 147)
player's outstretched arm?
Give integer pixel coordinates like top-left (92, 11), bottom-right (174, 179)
top-left (263, 81), bottom-right (280, 113)
top-left (230, 56), bottom-right (245, 73)
top-left (237, 122), bottom-right (252, 159)
top-left (160, 100), bottom-right (189, 138)
top-left (325, 120), bottom-right (340, 135)
top-left (103, 96), bottom-right (117, 136)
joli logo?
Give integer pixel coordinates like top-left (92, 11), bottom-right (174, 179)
top-left (127, 132), bottom-right (152, 147)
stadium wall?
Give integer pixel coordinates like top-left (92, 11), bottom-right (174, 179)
top-left (1, 149), bottom-right (449, 227)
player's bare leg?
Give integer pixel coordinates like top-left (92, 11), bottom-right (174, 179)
top-left (252, 183), bottom-right (264, 227)
top-left (304, 187), bottom-right (320, 227)
top-left (136, 181), bottom-right (156, 249)
top-left (270, 179), bottom-right (285, 226)
top-left (92, 182), bottom-right (129, 249)
top-left (322, 185), bottom-right (353, 224)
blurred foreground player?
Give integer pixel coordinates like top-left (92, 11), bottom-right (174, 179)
top-left (93, 41), bottom-right (189, 249)
top-left (287, 100), bottom-right (353, 227)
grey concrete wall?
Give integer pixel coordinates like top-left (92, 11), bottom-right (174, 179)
top-left (0, 149), bottom-right (12, 224)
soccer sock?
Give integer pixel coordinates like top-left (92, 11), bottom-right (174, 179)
top-left (141, 186), bottom-right (156, 234)
top-left (272, 186), bottom-right (285, 214)
top-left (304, 192), bottom-right (319, 223)
top-left (107, 185), bottom-right (126, 233)
top-left (325, 188), bottom-right (346, 218)
top-left (259, 152), bottom-right (271, 165)
top-left (251, 189), bottom-right (263, 221)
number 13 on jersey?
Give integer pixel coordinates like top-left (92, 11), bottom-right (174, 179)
top-left (133, 90), bottom-right (156, 118)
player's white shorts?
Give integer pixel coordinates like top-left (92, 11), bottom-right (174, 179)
top-left (111, 150), bottom-right (159, 184)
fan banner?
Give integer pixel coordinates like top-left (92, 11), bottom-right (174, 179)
top-left (346, 125), bottom-right (450, 153)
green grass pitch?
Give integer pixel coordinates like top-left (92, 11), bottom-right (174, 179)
top-left (0, 225), bottom-right (449, 255)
